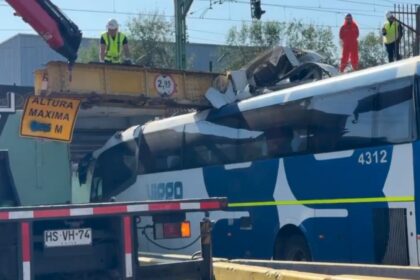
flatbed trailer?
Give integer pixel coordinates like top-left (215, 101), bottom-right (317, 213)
top-left (0, 197), bottom-right (227, 280)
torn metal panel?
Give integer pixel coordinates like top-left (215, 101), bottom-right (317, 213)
top-left (229, 70), bottom-right (248, 93)
top-left (205, 46), bottom-right (337, 108)
top-left (248, 46), bottom-right (336, 90)
top-left (205, 82), bottom-right (237, 109)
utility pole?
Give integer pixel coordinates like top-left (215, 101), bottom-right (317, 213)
top-left (174, 0), bottom-right (193, 70)
top-left (416, 6), bottom-right (420, 56)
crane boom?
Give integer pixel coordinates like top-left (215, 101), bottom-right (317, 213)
top-left (5, 0), bottom-right (82, 63)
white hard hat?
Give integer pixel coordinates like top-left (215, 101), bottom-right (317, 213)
top-left (107, 19), bottom-right (119, 30)
top-left (386, 11), bottom-right (394, 19)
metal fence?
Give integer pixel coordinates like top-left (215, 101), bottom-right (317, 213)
top-left (393, 4), bottom-right (420, 58)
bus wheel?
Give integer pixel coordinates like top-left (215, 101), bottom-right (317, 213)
top-left (277, 234), bottom-right (311, 261)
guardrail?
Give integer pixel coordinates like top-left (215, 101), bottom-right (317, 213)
top-left (230, 259), bottom-right (420, 280)
top-left (139, 253), bottom-right (420, 280)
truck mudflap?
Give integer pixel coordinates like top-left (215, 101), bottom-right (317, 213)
top-left (0, 198), bottom-right (227, 280)
top-left (5, 0), bottom-right (82, 62)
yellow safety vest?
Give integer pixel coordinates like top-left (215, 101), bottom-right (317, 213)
top-left (101, 32), bottom-right (126, 63)
top-left (383, 21), bottom-right (400, 44)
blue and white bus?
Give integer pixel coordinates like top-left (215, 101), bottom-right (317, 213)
top-left (84, 57), bottom-right (420, 265)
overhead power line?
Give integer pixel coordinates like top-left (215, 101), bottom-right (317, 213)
top-left (0, 4), bottom-right (383, 35)
top-left (334, 0), bottom-right (391, 8)
top-left (1, 1), bottom-right (386, 20)
top-left (220, 0), bottom-right (385, 18)
top-left (0, 1), bottom-right (400, 44)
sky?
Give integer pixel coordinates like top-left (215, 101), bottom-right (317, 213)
top-left (0, 0), bottom-right (419, 45)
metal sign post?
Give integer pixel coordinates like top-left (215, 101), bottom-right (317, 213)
top-left (416, 6), bottom-right (420, 56)
top-left (174, 0), bottom-right (193, 70)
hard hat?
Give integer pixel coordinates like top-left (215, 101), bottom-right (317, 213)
top-left (386, 11), bottom-right (394, 19)
top-left (107, 19), bottom-right (119, 30)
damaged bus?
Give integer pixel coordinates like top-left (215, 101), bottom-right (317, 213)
top-left (80, 57), bottom-right (420, 265)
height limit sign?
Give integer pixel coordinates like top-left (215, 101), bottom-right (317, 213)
top-left (155, 74), bottom-right (176, 97)
top-left (20, 96), bottom-right (81, 142)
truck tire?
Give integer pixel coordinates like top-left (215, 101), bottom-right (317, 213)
top-left (278, 234), bottom-right (311, 261)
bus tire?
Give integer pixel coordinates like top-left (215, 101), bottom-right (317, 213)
top-left (276, 234), bottom-right (312, 261)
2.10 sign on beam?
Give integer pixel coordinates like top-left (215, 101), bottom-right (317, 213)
top-left (20, 96), bottom-right (81, 142)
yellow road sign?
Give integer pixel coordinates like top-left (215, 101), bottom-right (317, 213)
top-left (20, 96), bottom-right (80, 142)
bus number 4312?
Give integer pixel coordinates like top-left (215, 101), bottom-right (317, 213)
top-left (358, 150), bottom-right (388, 165)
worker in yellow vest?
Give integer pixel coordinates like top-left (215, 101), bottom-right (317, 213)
top-left (100, 19), bottom-right (131, 64)
top-left (382, 12), bottom-right (403, 62)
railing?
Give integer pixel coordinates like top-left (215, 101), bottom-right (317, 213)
top-left (393, 4), bottom-right (420, 58)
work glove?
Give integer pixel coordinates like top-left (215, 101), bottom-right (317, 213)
top-left (123, 59), bottom-right (132, 65)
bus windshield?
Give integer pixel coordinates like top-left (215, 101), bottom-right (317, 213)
top-left (90, 139), bottom-right (137, 202)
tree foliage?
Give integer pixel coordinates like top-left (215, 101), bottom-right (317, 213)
top-left (77, 42), bottom-right (99, 63)
top-left (218, 20), bottom-right (337, 70)
top-left (128, 12), bottom-right (175, 68)
top-left (358, 32), bottom-right (387, 69)
top-left (218, 21), bottom-right (283, 70)
top-left (286, 21), bottom-right (337, 65)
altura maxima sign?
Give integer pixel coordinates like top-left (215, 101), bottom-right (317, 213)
top-left (20, 96), bottom-right (80, 142)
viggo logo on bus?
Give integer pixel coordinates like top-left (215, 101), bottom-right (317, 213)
top-left (147, 182), bottom-right (183, 200)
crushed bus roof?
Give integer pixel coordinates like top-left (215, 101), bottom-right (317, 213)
top-left (142, 57), bottom-right (420, 134)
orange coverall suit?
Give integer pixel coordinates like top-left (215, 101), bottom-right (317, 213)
top-left (339, 20), bottom-right (359, 72)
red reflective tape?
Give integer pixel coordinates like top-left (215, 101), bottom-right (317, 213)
top-left (123, 216), bottom-right (132, 254)
top-left (149, 202), bottom-right (180, 211)
top-left (93, 205), bottom-right (127, 215)
top-left (21, 222), bottom-right (31, 261)
top-left (34, 209), bottom-right (70, 218)
top-left (0, 212), bottom-right (9, 220)
top-left (200, 201), bottom-right (221, 210)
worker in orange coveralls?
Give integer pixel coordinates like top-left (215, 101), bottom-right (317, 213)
top-left (339, 14), bottom-right (359, 72)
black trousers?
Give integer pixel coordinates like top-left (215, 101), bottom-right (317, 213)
top-left (385, 42), bottom-right (401, 62)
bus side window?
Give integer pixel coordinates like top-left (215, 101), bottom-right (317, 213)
top-left (307, 78), bottom-right (415, 153)
top-left (309, 125), bottom-right (340, 154)
top-left (184, 132), bottom-right (238, 168)
top-left (265, 127), bottom-right (294, 157)
top-left (138, 134), bottom-right (152, 174)
top-left (240, 101), bottom-right (309, 159)
top-left (239, 136), bottom-right (266, 162)
top-left (291, 128), bottom-right (308, 153)
top-left (308, 87), bottom-right (375, 152)
top-left (373, 81), bottom-right (414, 144)
top-left (141, 128), bottom-right (183, 173)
